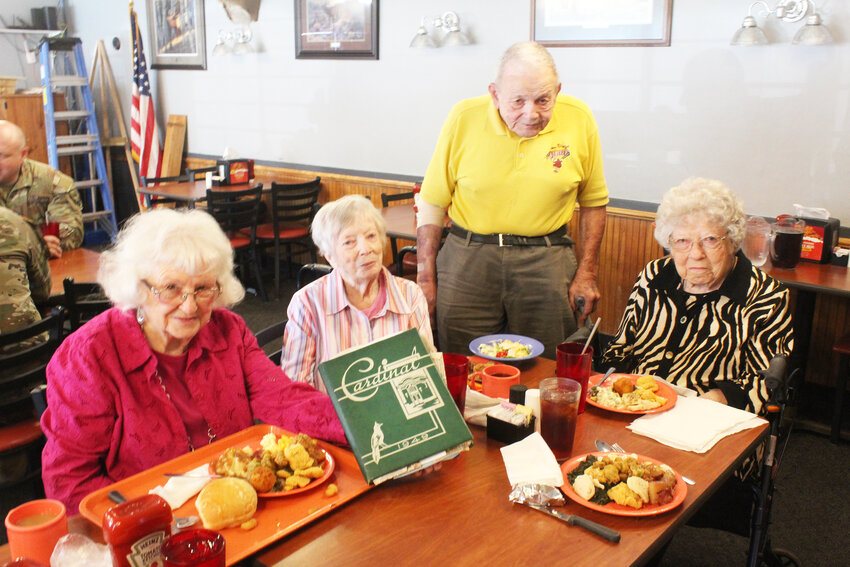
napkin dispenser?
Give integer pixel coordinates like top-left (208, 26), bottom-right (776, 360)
top-left (487, 414), bottom-right (535, 444)
top-left (214, 159), bottom-right (254, 185)
top-left (800, 217), bottom-right (840, 263)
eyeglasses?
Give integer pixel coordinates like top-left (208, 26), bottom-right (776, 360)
top-left (668, 235), bottom-right (728, 252)
top-left (144, 281), bottom-right (220, 305)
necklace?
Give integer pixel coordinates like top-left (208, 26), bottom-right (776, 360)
top-left (154, 369), bottom-right (216, 451)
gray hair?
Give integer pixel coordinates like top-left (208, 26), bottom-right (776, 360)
top-left (98, 208), bottom-right (245, 310)
top-left (311, 195), bottom-right (386, 260)
top-left (654, 177), bottom-right (747, 251)
top-left (496, 41), bottom-right (559, 85)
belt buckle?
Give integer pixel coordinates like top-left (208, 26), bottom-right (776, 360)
top-left (498, 233), bottom-right (511, 247)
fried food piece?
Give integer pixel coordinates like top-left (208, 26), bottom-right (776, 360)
top-left (294, 433), bottom-right (326, 464)
top-left (295, 466), bottom-right (325, 479)
top-left (325, 483), bottom-right (338, 497)
top-left (636, 375), bottom-right (658, 391)
top-left (608, 482), bottom-right (643, 509)
top-left (284, 443), bottom-right (314, 471)
top-left (613, 377), bottom-right (635, 395)
top-left (285, 475), bottom-right (312, 490)
top-left (249, 465), bottom-right (276, 493)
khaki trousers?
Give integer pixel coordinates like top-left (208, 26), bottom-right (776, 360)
top-left (435, 233), bottom-right (578, 359)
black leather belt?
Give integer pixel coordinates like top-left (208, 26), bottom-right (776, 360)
top-left (449, 224), bottom-right (573, 247)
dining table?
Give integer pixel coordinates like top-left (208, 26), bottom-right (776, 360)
top-left (380, 202), bottom-right (417, 241)
top-left (47, 247), bottom-right (102, 296)
top-left (0, 356), bottom-right (767, 566)
top-left (137, 174), bottom-right (275, 209)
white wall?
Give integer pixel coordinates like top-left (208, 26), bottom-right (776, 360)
top-left (3, 1), bottom-right (850, 222)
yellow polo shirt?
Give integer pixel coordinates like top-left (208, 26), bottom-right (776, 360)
top-left (420, 94), bottom-right (609, 236)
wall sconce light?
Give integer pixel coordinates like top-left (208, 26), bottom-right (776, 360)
top-left (410, 11), bottom-right (472, 48)
top-left (212, 0), bottom-right (259, 55)
top-left (212, 27), bottom-right (253, 55)
top-left (731, 0), bottom-right (833, 46)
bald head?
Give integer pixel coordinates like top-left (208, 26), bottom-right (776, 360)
top-left (0, 121), bottom-right (26, 152)
top-left (488, 42), bottom-right (561, 138)
top-left (0, 120), bottom-right (28, 186)
top-left (495, 42), bottom-right (559, 87)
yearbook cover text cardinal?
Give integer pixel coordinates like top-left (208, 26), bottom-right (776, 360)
top-left (318, 329), bottom-right (473, 484)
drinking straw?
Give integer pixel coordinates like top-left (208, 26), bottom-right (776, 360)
top-left (581, 318), bottom-right (600, 355)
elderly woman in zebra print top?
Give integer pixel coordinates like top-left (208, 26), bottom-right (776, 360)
top-left (600, 178), bottom-right (793, 413)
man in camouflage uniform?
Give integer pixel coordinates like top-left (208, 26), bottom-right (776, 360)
top-left (0, 206), bottom-right (51, 346)
top-left (0, 120), bottom-right (83, 258)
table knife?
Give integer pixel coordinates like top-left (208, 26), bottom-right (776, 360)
top-left (523, 502), bottom-right (621, 543)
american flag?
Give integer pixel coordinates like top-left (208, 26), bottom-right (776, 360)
top-left (130, 6), bottom-right (162, 198)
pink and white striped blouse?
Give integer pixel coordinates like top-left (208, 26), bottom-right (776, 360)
top-left (282, 267), bottom-right (434, 393)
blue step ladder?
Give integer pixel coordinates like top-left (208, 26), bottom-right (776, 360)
top-left (39, 37), bottom-right (118, 243)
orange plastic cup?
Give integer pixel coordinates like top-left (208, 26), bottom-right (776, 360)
top-left (4, 499), bottom-right (68, 565)
top-left (469, 364), bottom-right (520, 398)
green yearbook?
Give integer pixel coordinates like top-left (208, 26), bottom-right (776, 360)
top-left (318, 329), bottom-right (473, 484)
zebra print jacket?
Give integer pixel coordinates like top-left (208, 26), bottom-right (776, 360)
top-left (600, 251), bottom-right (794, 414)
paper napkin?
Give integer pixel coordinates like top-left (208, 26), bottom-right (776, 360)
top-left (500, 432), bottom-right (564, 487)
top-left (627, 395), bottom-right (766, 453)
top-left (149, 464), bottom-right (212, 509)
top-left (463, 388), bottom-right (502, 426)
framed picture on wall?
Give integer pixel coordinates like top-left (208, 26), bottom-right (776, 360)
top-left (532, 0), bottom-right (673, 47)
top-left (295, 0), bottom-right (379, 59)
top-left (146, 0), bottom-right (207, 69)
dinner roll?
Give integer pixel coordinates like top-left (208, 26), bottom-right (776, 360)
top-left (196, 477), bottom-right (257, 530)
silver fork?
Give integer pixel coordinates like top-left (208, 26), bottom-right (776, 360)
top-left (611, 443), bottom-right (695, 486)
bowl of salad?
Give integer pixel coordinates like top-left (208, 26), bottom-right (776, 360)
top-left (469, 334), bottom-right (544, 362)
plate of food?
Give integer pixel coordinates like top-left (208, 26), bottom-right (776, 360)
top-left (469, 334), bottom-right (544, 362)
top-left (560, 451), bottom-right (686, 517)
top-left (210, 431), bottom-right (335, 498)
top-left (586, 373), bottom-right (677, 415)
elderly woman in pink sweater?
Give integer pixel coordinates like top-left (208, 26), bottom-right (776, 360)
top-left (41, 208), bottom-right (345, 513)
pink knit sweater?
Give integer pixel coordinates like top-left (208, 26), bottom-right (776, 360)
top-left (41, 308), bottom-right (346, 513)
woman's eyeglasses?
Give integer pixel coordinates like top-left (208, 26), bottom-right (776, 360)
top-left (144, 281), bottom-right (220, 305)
top-left (668, 235), bottom-right (727, 252)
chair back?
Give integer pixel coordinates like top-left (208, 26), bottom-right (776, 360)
top-left (0, 311), bottom-right (64, 426)
top-left (205, 184), bottom-right (264, 238)
top-left (62, 277), bottom-right (111, 333)
top-left (297, 263), bottom-right (333, 290)
top-left (380, 191), bottom-right (415, 207)
top-left (255, 320), bottom-right (287, 366)
top-left (186, 166), bottom-right (219, 180)
top-left (269, 177), bottom-right (322, 229)
top-left (381, 191), bottom-right (417, 275)
top-left (141, 173), bottom-right (191, 186)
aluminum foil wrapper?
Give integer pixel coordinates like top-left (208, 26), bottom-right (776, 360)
top-left (508, 483), bottom-right (566, 506)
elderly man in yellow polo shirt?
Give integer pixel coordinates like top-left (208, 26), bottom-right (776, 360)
top-left (416, 42), bottom-right (608, 358)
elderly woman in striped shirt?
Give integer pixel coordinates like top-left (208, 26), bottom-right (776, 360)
top-left (282, 195), bottom-right (434, 393)
top-left (600, 178), bottom-right (794, 413)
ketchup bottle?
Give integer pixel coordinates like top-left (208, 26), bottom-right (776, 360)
top-left (102, 494), bottom-right (172, 567)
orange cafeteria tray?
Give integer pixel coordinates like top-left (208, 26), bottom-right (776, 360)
top-left (79, 424), bottom-right (371, 565)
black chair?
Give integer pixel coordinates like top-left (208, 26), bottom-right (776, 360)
top-left (185, 165), bottom-right (219, 180)
top-left (0, 311), bottom-right (64, 499)
top-left (297, 263), bottom-right (332, 290)
top-left (140, 173), bottom-right (191, 208)
top-left (255, 320), bottom-right (287, 366)
top-left (206, 185), bottom-right (267, 302)
top-left (380, 191), bottom-right (418, 277)
top-left (62, 277), bottom-right (111, 333)
top-left (255, 177), bottom-right (322, 297)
